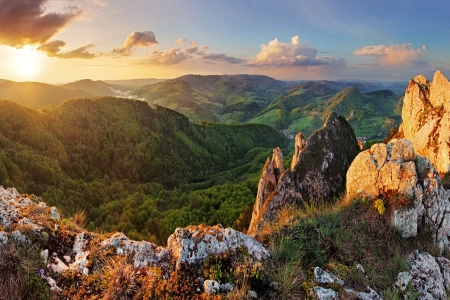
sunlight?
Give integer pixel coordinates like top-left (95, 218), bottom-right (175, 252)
top-left (11, 45), bottom-right (42, 79)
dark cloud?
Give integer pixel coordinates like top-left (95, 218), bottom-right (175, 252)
top-left (0, 0), bottom-right (81, 48)
top-left (112, 31), bottom-right (158, 55)
top-left (38, 40), bottom-right (97, 59)
top-left (202, 53), bottom-right (245, 64)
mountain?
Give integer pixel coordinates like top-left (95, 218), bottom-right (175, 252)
top-left (132, 74), bottom-right (289, 123)
top-left (61, 79), bottom-right (129, 96)
top-left (0, 81), bottom-right (93, 108)
top-left (250, 83), bottom-right (401, 139)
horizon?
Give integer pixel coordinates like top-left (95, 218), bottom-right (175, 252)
top-left (1, 0), bottom-right (450, 83)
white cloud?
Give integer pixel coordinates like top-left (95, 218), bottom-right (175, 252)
top-left (353, 44), bottom-right (427, 66)
top-left (138, 48), bottom-right (190, 65)
top-left (250, 36), bottom-right (344, 68)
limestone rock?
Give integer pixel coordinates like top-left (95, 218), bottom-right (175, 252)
top-left (203, 280), bottom-right (220, 295)
top-left (400, 70), bottom-right (450, 174)
top-left (249, 112), bottom-right (360, 232)
top-left (314, 267), bottom-right (344, 285)
top-left (249, 148), bottom-right (284, 233)
top-left (0, 231), bottom-right (7, 244)
top-left (291, 132), bottom-right (307, 170)
top-left (309, 286), bottom-right (339, 300)
top-left (50, 207), bottom-right (60, 221)
top-left (344, 287), bottom-right (382, 300)
top-left (101, 232), bottom-right (171, 269)
top-left (346, 139), bottom-right (450, 250)
top-left (436, 256), bottom-right (450, 291)
top-left (394, 251), bottom-right (447, 299)
top-left (167, 224), bottom-right (270, 268)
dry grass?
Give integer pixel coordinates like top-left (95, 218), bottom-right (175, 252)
top-left (0, 241), bottom-right (49, 300)
top-left (103, 256), bottom-right (139, 300)
top-left (59, 210), bottom-right (87, 233)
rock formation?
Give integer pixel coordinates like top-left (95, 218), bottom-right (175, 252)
top-left (400, 70), bottom-right (450, 175)
top-left (346, 138), bottom-right (450, 251)
top-left (0, 185), bottom-right (269, 298)
top-left (250, 147), bottom-right (284, 232)
top-left (249, 112), bottom-right (360, 233)
top-left (395, 250), bottom-right (450, 299)
top-left (291, 132), bottom-right (307, 170)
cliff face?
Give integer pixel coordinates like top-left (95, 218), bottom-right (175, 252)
top-left (249, 112), bottom-right (360, 233)
top-left (400, 71), bottom-right (450, 175)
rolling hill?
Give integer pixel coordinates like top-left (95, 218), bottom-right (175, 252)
top-left (132, 74), bottom-right (289, 123)
top-left (61, 79), bottom-right (129, 97)
top-left (0, 81), bottom-right (93, 108)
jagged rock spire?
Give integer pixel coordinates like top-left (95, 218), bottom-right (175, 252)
top-left (272, 147), bottom-right (284, 182)
top-left (291, 132), bottom-right (306, 170)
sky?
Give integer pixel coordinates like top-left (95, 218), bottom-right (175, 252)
top-left (1, 0), bottom-right (450, 83)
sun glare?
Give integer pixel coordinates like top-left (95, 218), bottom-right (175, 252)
top-left (12, 45), bottom-right (42, 79)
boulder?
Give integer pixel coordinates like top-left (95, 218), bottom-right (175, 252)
top-left (314, 267), bottom-right (344, 285)
top-left (249, 112), bottom-right (360, 233)
top-left (400, 70), bottom-right (450, 174)
top-left (394, 251), bottom-right (447, 299)
top-left (101, 232), bottom-right (171, 269)
top-left (309, 286), bottom-right (339, 300)
top-left (346, 139), bottom-right (450, 251)
top-left (167, 224), bottom-right (270, 268)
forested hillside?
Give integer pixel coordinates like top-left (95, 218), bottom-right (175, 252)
top-left (0, 97), bottom-right (288, 243)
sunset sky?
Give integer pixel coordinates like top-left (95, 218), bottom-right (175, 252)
top-left (1, 0), bottom-right (450, 83)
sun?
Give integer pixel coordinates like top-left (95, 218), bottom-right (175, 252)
top-left (12, 45), bottom-right (42, 79)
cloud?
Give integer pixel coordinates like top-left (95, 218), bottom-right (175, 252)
top-left (113, 31), bottom-right (158, 55)
top-left (38, 40), bottom-right (97, 59)
top-left (202, 53), bottom-right (245, 64)
top-left (249, 36), bottom-right (345, 69)
top-left (353, 44), bottom-right (427, 66)
top-left (0, 0), bottom-right (82, 48)
top-left (174, 38), bottom-right (187, 46)
top-left (138, 48), bottom-right (190, 65)
top-left (87, 0), bottom-right (108, 6)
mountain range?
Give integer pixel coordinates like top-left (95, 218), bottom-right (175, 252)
top-left (0, 75), bottom-right (406, 139)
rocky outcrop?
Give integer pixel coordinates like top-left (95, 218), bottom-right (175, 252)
top-left (249, 112), bottom-right (360, 233)
top-left (291, 132), bottom-right (307, 170)
top-left (0, 186), bottom-right (268, 298)
top-left (250, 148), bottom-right (284, 233)
top-left (394, 250), bottom-right (450, 299)
top-left (167, 224), bottom-right (270, 268)
top-left (400, 70), bottom-right (450, 175)
top-left (346, 139), bottom-right (450, 251)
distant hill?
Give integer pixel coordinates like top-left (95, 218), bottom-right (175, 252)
top-left (249, 83), bottom-right (401, 138)
top-left (61, 79), bottom-right (129, 97)
top-left (0, 81), bottom-right (93, 108)
top-left (132, 74), bottom-right (288, 123)
top-left (104, 78), bottom-right (166, 89)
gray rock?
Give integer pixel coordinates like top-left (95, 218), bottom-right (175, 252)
top-left (50, 207), bottom-right (60, 221)
top-left (0, 231), bottom-right (7, 244)
top-left (11, 230), bottom-right (28, 243)
top-left (395, 251), bottom-right (446, 299)
top-left (436, 256), bottom-right (450, 292)
top-left (314, 267), bottom-right (344, 285)
top-left (167, 224), bottom-right (270, 268)
top-left (220, 282), bottom-right (233, 293)
top-left (344, 287), bottom-right (382, 300)
top-left (41, 249), bottom-right (49, 264)
top-left (101, 232), bottom-right (171, 269)
top-left (249, 290), bottom-right (258, 299)
top-left (309, 286), bottom-right (339, 300)
top-left (204, 280), bottom-right (220, 295)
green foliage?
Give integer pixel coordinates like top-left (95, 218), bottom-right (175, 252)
top-left (0, 97), bottom-right (288, 243)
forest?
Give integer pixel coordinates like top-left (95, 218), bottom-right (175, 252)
top-left (0, 97), bottom-right (289, 244)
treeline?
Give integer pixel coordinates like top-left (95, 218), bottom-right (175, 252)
top-left (0, 97), bottom-right (288, 242)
